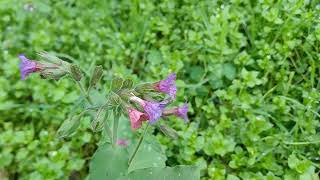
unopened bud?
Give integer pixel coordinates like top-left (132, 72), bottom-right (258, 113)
top-left (38, 51), bottom-right (62, 64)
top-left (57, 115), bottom-right (81, 138)
top-left (159, 125), bottom-right (178, 139)
top-left (40, 67), bottom-right (68, 80)
top-left (70, 64), bottom-right (82, 81)
top-left (111, 77), bottom-right (124, 92)
top-left (122, 79), bottom-right (133, 89)
top-left (134, 83), bottom-right (153, 94)
top-left (90, 65), bottom-right (103, 88)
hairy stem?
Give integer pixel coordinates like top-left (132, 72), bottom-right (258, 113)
top-left (76, 81), bottom-right (93, 105)
top-left (112, 108), bottom-right (120, 147)
top-left (103, 109), bottom-right (113, 144)
top-left (128, 124), bottom-right (149, 166)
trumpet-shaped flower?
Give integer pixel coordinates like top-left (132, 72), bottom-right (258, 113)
top-left (163, 102), bottom-right (189, 122)
top-left (153, 73), bottom-right (177, 99)
top-left (129, 96), bottom-right (167, 124)
top-left (128, 107), bottom-right (149, 129)
top-left (18, 54), bottom-right (43, 80)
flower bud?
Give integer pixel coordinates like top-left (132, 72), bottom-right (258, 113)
top-left (38, 51), bottom-right (62, 64)
top-left (90, 65), bottom-right (103, 88)
top-left (39, 67), bottom-right (68, 80)
top-left (70, 64), bottom-right (82, 81)
top-left (159, 125), bottom-right (178, 139)
top-left (18, 54), bottom-right (69, 80)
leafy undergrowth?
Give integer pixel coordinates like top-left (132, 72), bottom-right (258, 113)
top-left (1, 0), bottom-right (320, 179)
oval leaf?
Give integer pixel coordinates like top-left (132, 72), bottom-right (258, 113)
top-left (118, 165), bottom-right (200, 180)
top-left (89, 143), bottom-right (129, 180)
top-left (128, 135), bottom-right (167, 173)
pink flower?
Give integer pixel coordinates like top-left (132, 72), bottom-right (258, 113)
top-left (154, 73), bottom-right (177, 99)
top-left (116, 139), bottom-right (129, 147)
top-left (130, 96), bottom-right (166, 124)
top-left (128, 107), bottom-right (149, 129)
top-left (163, 102), bottom-right (189, 122)
top-left (18, 54), bottom-right (43, 80)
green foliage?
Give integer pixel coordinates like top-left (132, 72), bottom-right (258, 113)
top-left (127, 135), bottom-right (167, 173)
top-left (118, 166), bottom-right (200, 180)
top-left (89, 143), bottom-right (128, 180)
top-left (89, 141), bottom-right (198, 180)
top-left (1, 0), bottom-right (320, 179)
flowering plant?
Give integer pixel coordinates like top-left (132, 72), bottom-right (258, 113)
top-left (18, 52), bottom-right (199, 179)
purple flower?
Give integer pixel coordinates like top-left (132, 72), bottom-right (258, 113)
top-left (163, 102), bottom-right (189, 123)
top-left (18, 54), bottom-right (42, 80)
top-left (176, 103), bottom-right (188, 122)
top-left (129, 95), bottom-right (167, 124)
top-left (154, 73), bottom-right (177, 99)
top-left (143, 101), bottom-right (165, 124)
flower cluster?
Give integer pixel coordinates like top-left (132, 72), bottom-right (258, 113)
top-left (127, 73), bottom-right (189, 130)
top-left (18, 54), bottom-right (189, 131)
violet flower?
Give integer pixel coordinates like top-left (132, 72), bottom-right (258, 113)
top-left (163, 102), bottom-right (189, 123)
top-left (130, 96), bottom-right (167, 124)
top-left (153, 73), bottom-right (177, 99)
top-left (18, 54), bottom-right (42, 80)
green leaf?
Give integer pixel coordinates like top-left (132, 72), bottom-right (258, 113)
top-left (190, 66), bottom-right (204, 81)
top-left (89, 143), bottom-right (129, 180)
top-left (147, 50), bottom-right (162, 65)
top-left (0, 151), bottom-right (13, 167)
top-left (117, 165), bottom-right (200, 180)
top-left (57, 115), bottom-right (81, 138)
top-left (223, 63), bottom-right (237, 80)
top-left (128, 135), bottom-right (167, 173)
top-left (117, 115), bottom-right (134, 141)
top-left (288, 154), bottom-right (311, 173)
top-left (227, 174), bottom-right (240, 180)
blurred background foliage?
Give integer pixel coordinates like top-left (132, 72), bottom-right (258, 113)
top-left (1, 0), bottom-right (320, 179)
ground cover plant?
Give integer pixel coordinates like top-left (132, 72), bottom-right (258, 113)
top-left (1, 0), bottom-right (320, 179)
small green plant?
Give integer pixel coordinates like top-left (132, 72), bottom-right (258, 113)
top-left (18, 52), bottom-right (200, 180)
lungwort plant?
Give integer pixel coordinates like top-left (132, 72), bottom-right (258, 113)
top-left (18, 52), bottom-right (200, 180)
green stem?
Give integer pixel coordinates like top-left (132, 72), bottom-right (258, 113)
top-left (112, 108), bottom-right (120, 147)
top-left (76, 81), bottom-right (93, 105)
top-left (103, 109), bottom-right (113, 144)
top-left (128, 124), bottom-right (149, 166)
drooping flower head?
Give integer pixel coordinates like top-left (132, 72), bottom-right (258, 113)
top-left (116, 139), bottom-right (129, 147)
top-left (127, 107), bottom-right (149, 129)
top-left (163, 102), bottom-right (189, 123)
top-left (129, 95), bottom-right (166, 124)
top-left (154, 73), bottom-right (177, 99)
top-left (18, 54), bottom-right (43, 80)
